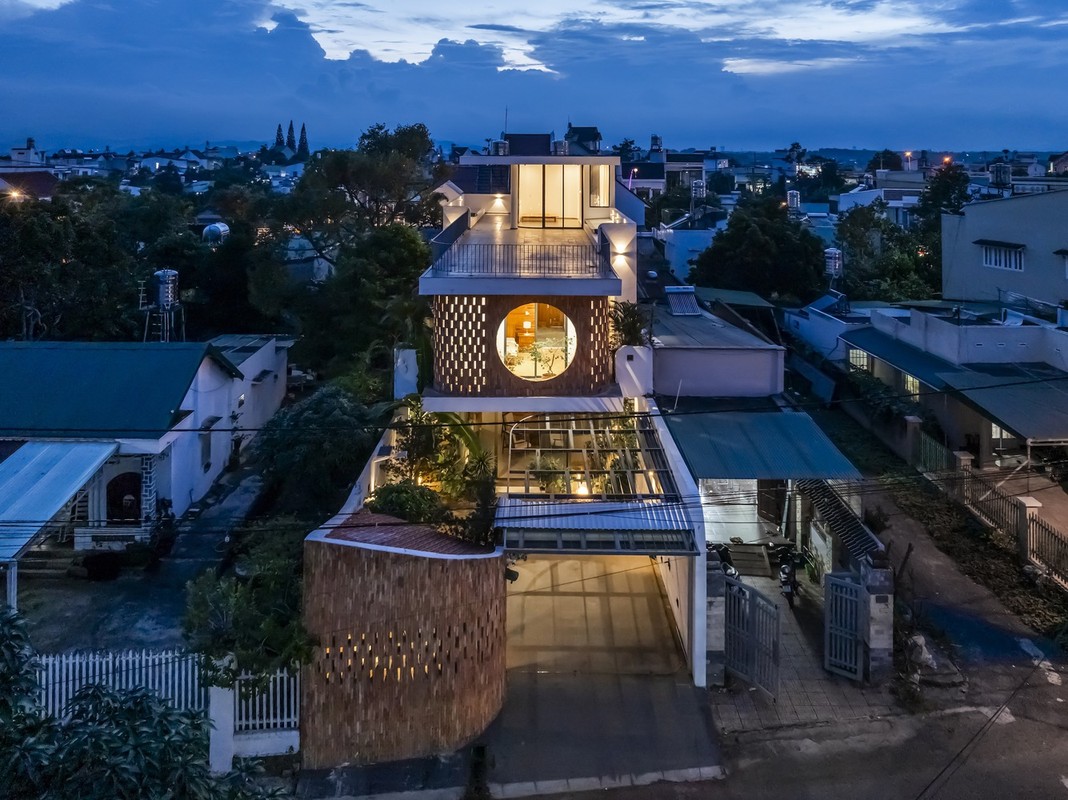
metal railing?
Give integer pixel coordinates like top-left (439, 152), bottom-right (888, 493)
top-left (916, 431), bottom-right (955, 474)
top-left (430, 243), bottom-right (605, 277)
top-left (956, 470), bottom-right (1017, 535)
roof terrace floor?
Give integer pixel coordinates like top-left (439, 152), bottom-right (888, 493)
top-left (464, 213), bottom-right (592, 246)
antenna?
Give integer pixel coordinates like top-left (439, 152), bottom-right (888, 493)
top-left (504, 106), bottom-right (508, 135)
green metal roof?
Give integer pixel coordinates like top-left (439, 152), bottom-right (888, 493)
top-left (693, 286), bottom-right (774, 309)
top-left (663, 406), bottom-right (861, 480)
top-left (840, 328), bottom-right (964, 389)
top-left (0, 342), bottom-right (242, 439)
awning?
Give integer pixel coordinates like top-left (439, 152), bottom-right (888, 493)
top-left (663, 408), bottom-right (861, 480)
top-left (938, 367), bottom-right (1068, 443)
top-left (495, 497), bottom-right (698, 555)
top-left (973, 238), bottom-right (1025, 250)
top-left (0, 442), bottom-right (117, 561)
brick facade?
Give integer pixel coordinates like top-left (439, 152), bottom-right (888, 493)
top-left (301, 540), bottom-right (506, 768)
top-left (433, 294), bottom-right (613, 397)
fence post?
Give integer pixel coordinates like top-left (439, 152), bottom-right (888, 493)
top-left (705, 559), bottom-right (727, 687)
top-left (1015, 497), bottom-right (1042, 563)
top-left (208, 660), bottom-right (236, 775)
top-left (903, 416), bottom-right (922, 467)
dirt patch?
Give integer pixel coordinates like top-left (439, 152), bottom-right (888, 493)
top-left (810, 407), bottom-right (1068, 644)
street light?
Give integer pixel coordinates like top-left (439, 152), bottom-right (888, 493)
top-left (904, 151), bottom-right (913, 171)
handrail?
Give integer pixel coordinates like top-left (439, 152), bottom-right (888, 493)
top-left (430, 243), bottom-right (607, 277)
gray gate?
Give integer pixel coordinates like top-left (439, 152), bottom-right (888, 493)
top-left (723, 576), bottom-right (780, 699)
top-left (824, 573), bottom-right (863, 681)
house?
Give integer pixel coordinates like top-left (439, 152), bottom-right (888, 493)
top-left (941, 189), bottom-right (1068, 305)
top-left (1050, 151), bottom-right (1068, 176)
top-left (563, 124), bottom-right (602, 155)
top-left (833, 304), bottom-right (1068, 468)
top-left (653, 207), bottom-right (728, 273)
top-left (0, 339), bottom-right (289, 607)
top-left (838, 185), bottom-right (923, 229)
top-left (6, 137), bottom-right (46, 169)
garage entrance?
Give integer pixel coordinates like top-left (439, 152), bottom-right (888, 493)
top-left (506, 555), bottom-right (684, 675)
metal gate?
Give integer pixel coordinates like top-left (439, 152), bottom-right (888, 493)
top-left (824, 573), bottom-right (863, 681)
top-left (724, 577), bottom-right (780, 699)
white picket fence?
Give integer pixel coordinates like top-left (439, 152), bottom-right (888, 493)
top-left (36, 649), bottom-right (207, 717)
top-left (234, 669), bottom-right (301, 732)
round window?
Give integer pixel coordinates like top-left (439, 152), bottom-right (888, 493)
top-left (496, 303), bottom-right (577, 382)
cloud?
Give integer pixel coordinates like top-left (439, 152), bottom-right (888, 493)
top-left (1, 0), bottom-right (1067, 149)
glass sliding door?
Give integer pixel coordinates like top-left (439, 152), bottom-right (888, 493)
top-left (517, 164), bottom-right (583, 228)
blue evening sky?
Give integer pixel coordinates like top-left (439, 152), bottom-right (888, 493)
top-left (2, 0), bottom-right (1067, 151)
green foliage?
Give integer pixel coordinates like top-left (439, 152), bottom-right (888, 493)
top-left (836, 199), bottom-right (939, 301)
top-left (865, 149), bottom-right (904, 172)
top-left (610, 300), bottom-right (652, 348)
top-left (844, 368), bottom-right (940, 438)
top-left (365, 480), bottom-right (450, 523)
top-left (688, 196), bottom-right (825, 303)
top-left (528, 455), bottom-right (565, 494)
top-left (1, 608), bottom-right (276, 799)
top-left (914, 163), bottom-right (971, 235)
top-left (184, 518), bottom-right (313, 687)
top-left (255, 384), bottom-right (387, 513)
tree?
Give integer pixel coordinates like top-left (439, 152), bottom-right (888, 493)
top-left (285, 120), bottom-right (296, 151)
top-left (836, 200), bottom-right (937, 301)
top-left (611, 138), bottom-right (639, 162)
top-left (865, 149), bottom-right (904, 172)
top-left (297, 123), bottom-right (310, 160)
top-left (1, 607), bottom-right (274, 799)
top-left (783, 142), bottom-right (807, 169)
top-left (914, 163), bottom-right (971, 234)
top-left (687, 196), bottom-right (825, 302)
top-left (152, 164), bottom-right (185, 195)
top-left (274, 123), bottom-right (284, 149)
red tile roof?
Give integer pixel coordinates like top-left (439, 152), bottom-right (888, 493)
top-left (325, 509), bottom-right (495, 557)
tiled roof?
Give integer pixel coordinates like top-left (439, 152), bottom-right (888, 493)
top-left (326, 509), bottom-right (495, 556)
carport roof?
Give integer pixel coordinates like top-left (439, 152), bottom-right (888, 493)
top-left (0, 441), bottom-right (117, 561)
top-left (496, 497), bottom-right (697, 555)
top-left (662, 404), bottom-right (860, 480)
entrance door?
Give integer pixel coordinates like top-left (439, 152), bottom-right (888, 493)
top-left (723, 576), bottom-right (780, 699)
top-left (517, 164), bottom-right (582, 228)
top-left (824, 572), bottom-right (863, 680)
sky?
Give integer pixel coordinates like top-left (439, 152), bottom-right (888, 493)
top-left (2, 0), bottom-right (1068, 152)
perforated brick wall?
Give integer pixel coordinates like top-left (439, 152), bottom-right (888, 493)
top-left (433, 294), bottom-right (614, 397)
top-left (301, 540), bottom-right (506, 768)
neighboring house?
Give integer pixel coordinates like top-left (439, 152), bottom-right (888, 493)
top-left (834, 304), bottom-right (1068, 468)
top-left (783, 292), bottom-right (910, 362)
top-left (0, 340), bottom-right (289, 606)
top-left (654, 207), bottom-right (728, 273)
top-left (620, 161), bottom-right (665, 199)
top-left (1049, 151), bottom-right (1068, 175)
top-left (838, 186), bottom-right (923, 229)
top-left (0, 171), bottom-right (59, 200)
top-left (563, 123), bottom-right (602, 155)
top-left (941, 189), bottom-right (1068, 305)
top-left (6, 137), bottom-right (46, 169)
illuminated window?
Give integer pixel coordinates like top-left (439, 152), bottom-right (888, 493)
top-left (497, 303), bottom-right (577, 381)
top-left (589, 164), bottom-right (612, 208)
top-left (848, 349), bottom-right (870, 371)
top-left (903, 373), bottom-right (920, 397)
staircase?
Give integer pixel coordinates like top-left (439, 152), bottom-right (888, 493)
top-left (728, 544), bottom-right (774, 578)
top-left (17, 546), bottom-right (75, 579)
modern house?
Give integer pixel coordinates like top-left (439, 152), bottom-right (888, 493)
top-left (941, 189), bottom-right (1068, 306)
top-left (0, 338), bottom-right (290, 606)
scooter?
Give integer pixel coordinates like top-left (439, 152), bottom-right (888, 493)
top-left (708, 542), bottom-right (739, 579)
top-left (779, 558), bottom-right (799, 608)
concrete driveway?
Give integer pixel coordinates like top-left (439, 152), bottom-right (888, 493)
top-left (482, 556), bottom-right (722, 792)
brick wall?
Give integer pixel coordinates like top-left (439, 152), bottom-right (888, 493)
top-left (302, 540), bottom-right (506, 768)
top-left (433, 294), bottom-right (613, 397)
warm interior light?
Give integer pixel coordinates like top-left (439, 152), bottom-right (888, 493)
top-left (522, 320), bottom-right (531, 329)
top-left (576, 481), bottom-right (589, 496)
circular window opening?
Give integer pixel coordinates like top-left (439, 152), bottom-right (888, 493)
top-left (496, 302), bottom-right (577, 381)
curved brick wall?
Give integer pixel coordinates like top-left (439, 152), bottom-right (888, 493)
top-left (301, 537), bottom-right (506, 768)
top-left (433, 294), bottom-right (613, 397)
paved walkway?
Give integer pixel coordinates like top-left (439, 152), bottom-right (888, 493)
top-left (708, 575), bottom-right (900, 734)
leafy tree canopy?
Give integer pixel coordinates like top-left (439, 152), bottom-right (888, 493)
top-left (687, 196), bottom-right (825, 303)
top-left (865, 149), bottom-right (904, 172)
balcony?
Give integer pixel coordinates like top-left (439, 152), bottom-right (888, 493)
top-left (420, 214), bottom-right (623, 297)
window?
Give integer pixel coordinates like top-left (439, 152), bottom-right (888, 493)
top-left (199, 431), bottom-right (212, 470)
top-left (589, 164), bottom-right (612, 208)
top-left (237, 393), bottom-right (245, 408)
top-left (903, 373), bottom-right (920, 397)
top-left (981, 244), bottom-right (1024, 271)
top-left (496, 302), bottom-right (577, 382)
top-left (848, 349), bottom-right (870, 371)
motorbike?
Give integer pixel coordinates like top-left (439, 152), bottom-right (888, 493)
top-left (707, 542), bottom-right (739, 579)
top-left (778, 557), bottom-right (799, 608)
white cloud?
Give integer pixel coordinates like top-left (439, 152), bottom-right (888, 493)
top-left (722, 56), bottom-right (859, 75)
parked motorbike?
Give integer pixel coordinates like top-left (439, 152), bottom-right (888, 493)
top-left (707, 542), bottom-right (739, 579)
top-left (778, 558), bottom-right (799, 608)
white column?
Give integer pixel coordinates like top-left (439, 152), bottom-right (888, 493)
top-left (5, 561), bottom-right (17, 610)
top-left (208, 679), bottom-right (236, 774)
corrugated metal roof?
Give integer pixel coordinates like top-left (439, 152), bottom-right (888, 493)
top-left (663, 408), bottom-right (861, 480)
top-left (0, 342), bottom-right (241, 439)
top-left (938, 366), bottom-right (1068, 442)
top-left (0, 442), bottom-right (117, 561)
top-left (495, 497), bottom-right (697, 555)
top-left (692, 287), bottom-right (774, 309)
top-left (840, 328), bottom-right (964, 389)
